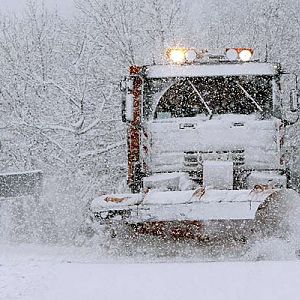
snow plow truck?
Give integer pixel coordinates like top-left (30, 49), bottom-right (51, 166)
top-left (88, 47), bottom-right (300, 241)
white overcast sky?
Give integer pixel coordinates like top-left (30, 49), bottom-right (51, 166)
top-left (0, 0), bottom-right (76, 15)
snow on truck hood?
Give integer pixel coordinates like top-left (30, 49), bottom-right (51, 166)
top-left (147, 115), bottom-right (281, 173)
top-left (146, 62), bottom-right (277, 78)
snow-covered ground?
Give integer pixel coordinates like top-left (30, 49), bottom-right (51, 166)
top-left (2, 191), bottom-right (300, 300)
top-left (1, 242), bottom-right (300, 300)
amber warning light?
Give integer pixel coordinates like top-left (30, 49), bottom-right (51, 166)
top-left (166, 47), bottom-right (254, 64)
top-left (225, 48), bottom-right (254, 62)
top-left (166, 48), bottom-right (200, 64)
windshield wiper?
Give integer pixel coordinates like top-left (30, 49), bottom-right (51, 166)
top-left (236, 83), bottom-right (263, 112)
top-left (187, 79), bottom-right (213, 118)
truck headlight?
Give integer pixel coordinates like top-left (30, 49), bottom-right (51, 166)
top-left (239, 49), bottom-right (252, 62)
top-left (167, 48), bottom-right (186, 64)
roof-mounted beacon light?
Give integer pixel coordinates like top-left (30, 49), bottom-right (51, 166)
top-left (185, 49), bottom-right (197, 63)
top-left (166, 48), bottom-right (198, 64)
top-left (225, 48), bottom-right (254, 62)
top-left (225, 48), bottom-right (239, 61)
top-left (167, 48), bottom-right (185, 64)
top-left (239, 49), bottom-right (253, 61)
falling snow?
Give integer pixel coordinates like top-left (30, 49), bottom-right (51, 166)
top-left (0, 0), bottom-right (300, 299)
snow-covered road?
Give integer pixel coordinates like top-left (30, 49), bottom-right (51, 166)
top-left (1, 243), bottom-right (300, 300)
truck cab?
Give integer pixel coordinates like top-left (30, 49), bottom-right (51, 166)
top-left (122, 48), bottom-right (298, 193)
top-left (88, 48), bottom-right (299, 236)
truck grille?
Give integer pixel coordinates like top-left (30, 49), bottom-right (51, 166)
top-left (183, 149), bottom-right (245, 181)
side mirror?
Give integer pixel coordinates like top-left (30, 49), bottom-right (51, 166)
top-left (290, 89), bottom-right (299, 112)
top-left (121, 77), bottom-right (134, 122)
top-left (119, 77), bottom-right (127, 92)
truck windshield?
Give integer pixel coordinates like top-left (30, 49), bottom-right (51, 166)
top-left (143, 75), bottom-right (273, 119)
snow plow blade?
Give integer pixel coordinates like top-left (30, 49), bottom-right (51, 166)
top-left (90, 188), bottom-right (284, 224)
